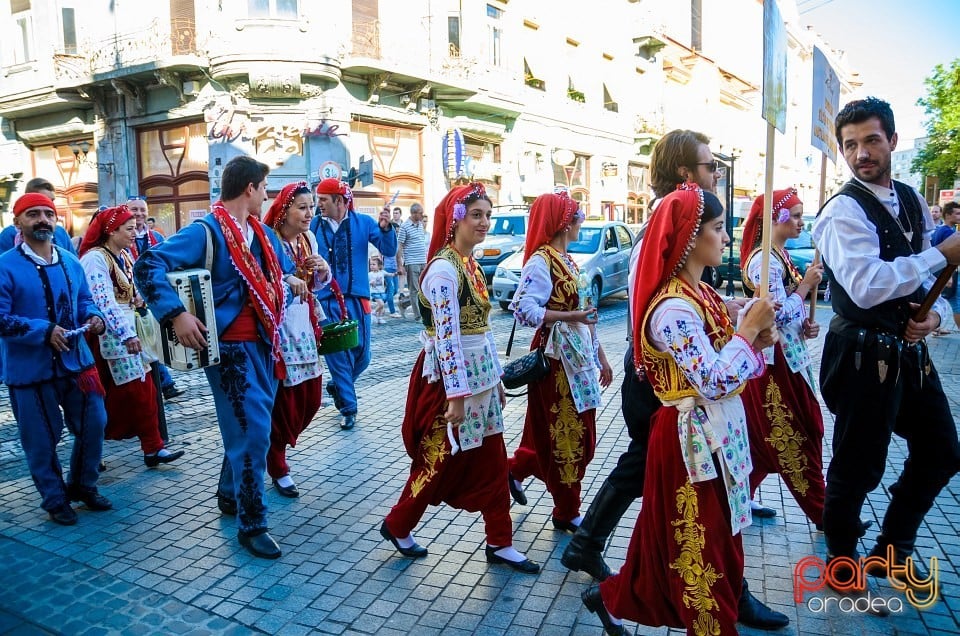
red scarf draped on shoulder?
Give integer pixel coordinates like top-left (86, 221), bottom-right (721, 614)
top-left (211, 201), bottom-right (288, 380)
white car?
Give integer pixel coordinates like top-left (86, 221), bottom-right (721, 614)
top-left (491, 220), bottom-right (635, 311)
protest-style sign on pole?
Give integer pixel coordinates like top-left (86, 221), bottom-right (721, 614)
top-left (760, 0), bottom-right (788, 299)
top-left (808, 45), bottom-right (841, 319)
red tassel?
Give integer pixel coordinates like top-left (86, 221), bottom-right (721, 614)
top-left (77, 367), bottom-right (106, 397)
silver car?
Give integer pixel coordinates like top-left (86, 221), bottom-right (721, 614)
top-left (491, 220), bottom-right (635, 310)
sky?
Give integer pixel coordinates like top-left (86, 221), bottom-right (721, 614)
top-left (798, 0), bottom-right (960, 149)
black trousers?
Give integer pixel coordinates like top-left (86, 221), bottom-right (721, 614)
top-left (819, 330), bottom-right (960, 557)
top-left (606, 349), bottom-right (662, 499)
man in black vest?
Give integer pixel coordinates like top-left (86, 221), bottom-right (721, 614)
top-left (813, 97), bottom-right (960, 586)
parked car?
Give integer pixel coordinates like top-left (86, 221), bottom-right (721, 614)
top-left (491, 221), bottom-right (634, 311)
top-left (473, 206), bottom-right (528, 282)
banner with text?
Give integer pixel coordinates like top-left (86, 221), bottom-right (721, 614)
top-left (811, 46), bottom-right (840, 163)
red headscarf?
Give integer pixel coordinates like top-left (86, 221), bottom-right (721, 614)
top-left (264, 181), bottom-right (310, 229)
top-left (78, 205), bottom-right (134, 257)
top-left (12, 193), bottom-right (55, 217)
top-left (739, 187), bottom-right (802, 266)
top-left (632, 183), bottom-right (705, 370)
top-left (523, 191), bottom-right (581, 264)
top-left (427, 182), bottom-right (487, 260)
top-left (316, 178), bottom-right (354, 211)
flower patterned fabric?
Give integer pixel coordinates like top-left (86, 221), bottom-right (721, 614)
top-left (649, 296), bottom-right (765, 535)
top-left (419, 258), bottom-right (503, 452)
top-left (745, 249), bottom-right (815, 388)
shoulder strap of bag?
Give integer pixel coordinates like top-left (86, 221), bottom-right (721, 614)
top-left (203, 221), bottom-right (213, 272)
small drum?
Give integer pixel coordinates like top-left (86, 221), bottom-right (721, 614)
top-left (162, 269), bottom-right (220, 370)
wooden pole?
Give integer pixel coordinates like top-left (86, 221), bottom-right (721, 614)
top-left (759, 123), bottom-right (776, 299)
top-left (914, 266), bottom-right (957, 322)
top-left (809, 153), bottom-right (828, 319)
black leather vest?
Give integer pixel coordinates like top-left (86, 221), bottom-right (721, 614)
top-left (821, 179), bottom-right (925, 335)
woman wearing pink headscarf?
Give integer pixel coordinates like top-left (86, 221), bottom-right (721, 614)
top-left (739, 188), bottom-right (826, 526)
top-left (381, 182), bottom-right (539, 573)
top-left (79, 206), bottom-right (184, 467)
top-left (262, 182), bottom-right (330, 498)
top-left (506, 191), bottom-right (613, 533)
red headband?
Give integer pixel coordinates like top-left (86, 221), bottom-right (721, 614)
top-left (632, 183), bottom-right (705, 371)
top-left (264, 181), bottom-right (309, 228)
top-left (739, 187), bottom-right (802, 266)
top-left (78, 205), bottom-right (134, 256)
top-left (523, 191), bottom-right (581, 264)
top-left (13, 193), bottom-right (55, 217)
top-left (316, 178), bottom-right (354, 211)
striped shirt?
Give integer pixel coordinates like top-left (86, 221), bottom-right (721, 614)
top-left (397, 220), bottom-right (428, 265)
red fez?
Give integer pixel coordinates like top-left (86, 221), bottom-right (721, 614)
top-left (316, 178), bottom-right (344, 195)
top-left (13, 193), bottom-right (55, 217)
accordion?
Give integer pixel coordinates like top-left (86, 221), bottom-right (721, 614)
top-left (161, 269), bottom-right (220, 371)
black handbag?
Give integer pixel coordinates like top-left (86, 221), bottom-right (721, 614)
top-left (501, 321), bottom-right (550, 390)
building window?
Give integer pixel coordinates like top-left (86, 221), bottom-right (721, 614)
top-left (486, 3), bottom-right (502, 67)
top-left (448, 14), bottom-right (460, 56)
top-left (603, 84), bottom-right (618, 112)
top-left (567, 77), bottom-right (585, 103)
top-left (137, 122), bottom-right (210, 233)
top-left (524, 58), bottom-right (545, 90)
top-left (60, 7), bottom-right (77, 54)
top-left (11, 0), bottom-right (34, 64)
top-left (247, 0), bottom-right (298, 19)
top-left (691, 0), bottom-right (702, 51)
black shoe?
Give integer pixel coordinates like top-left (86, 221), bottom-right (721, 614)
top-left (326, 382), bottom-right (345, 411)
top-left (67, 487), bottom-right (113, 511)
top-left (144, 449), bottom-right (185, 468)
top-left (48, 503), bottom-right (78, 526)
top-left (508, 473), bottom-right (527, 506)
top-left (162, 384), bottom-right (186, 400)
top-left (815, 518), bottom-right (873, 534)
top-left (552, 517), bottom-right (580, 533)
top-left (98, 461), bottom-right (107, 473)
top-left (738, 580), bottom-right (790, 629)
top-left (273, 478), bottom-right (300, 498)
top-left (238, 530), bottom-right (281, 559)
top-left (562, 540), bottom-right (613, 581)
top-left (484, 546), bottom-right (540, 573)
top-left (340, 414), bottom-right (356, 430)
top-left (865, 544), bottom-right (938, 594)
top-left (750, 504), bottom-right (778, 519)
top-left (581, 585), bottom-right (626, 635)
top-left (379, 520), bottom-right (428, 558)
top-left (217, 492), bottom-right (237, 516)
top-left (824, 552), bottom-right (891, 617)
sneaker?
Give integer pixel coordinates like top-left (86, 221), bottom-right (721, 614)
top-left (390, 312), bottom-right (402, 318)
top-left (162, 384), bottom-right (186, 400)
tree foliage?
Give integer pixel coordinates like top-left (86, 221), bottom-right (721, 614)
top-left (912, 58), bottom-right (960, 190)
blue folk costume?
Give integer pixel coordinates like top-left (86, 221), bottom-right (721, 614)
top-left (0, 244), bottom-right (107, 513)
top-left (133, 210), bottom-right (294, 535)
top-left (309, 186), bottom-right (397, 419)
top-left (0, 224), bottom-right (76, 255)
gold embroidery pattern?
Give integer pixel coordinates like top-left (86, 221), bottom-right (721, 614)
top-left (549, 366), bottom-right (585, 485)
top-left (409, 417), bottom-right (449, 498)
top-left (669, 481), bottom-right (723, 636)
top-left (420, 247), bottom-right (492, 336)
top-left (762, 377), bottom-right (809, 496)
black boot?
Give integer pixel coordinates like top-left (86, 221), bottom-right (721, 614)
top-left (738, 579), bottom-right (789, 630)
top-left (561, 481), bottom-right (634, 581)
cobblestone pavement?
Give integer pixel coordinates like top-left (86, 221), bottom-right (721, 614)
top-left (1, 293), bottom-right (959, 635)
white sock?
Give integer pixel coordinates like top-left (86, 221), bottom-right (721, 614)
top-left (490, 545), bottom-right (528, 562)
top-left (750, 500), bottom-right (766, 510)
top-left (396, 532), bottom-right (417, 549)
top-left (276, 475), bottom-right (295, 488)
top-left (156, 448), bottom-right (172, 457)
top-left (511, 477), bottom-right (524, 492)
top-left (570, 515), bottom-right (583, 527)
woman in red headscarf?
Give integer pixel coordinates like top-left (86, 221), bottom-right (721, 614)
top-left (739, 188), bottom-right (826, 526)
top-left (262, 182), bottom-right (331, 498)
top-left (381, 182), bottom-right (539, 573)
top-left (506, 191), bottom-right (614, 531)
top-left (79, 206), bottom-right (184, 467)
top-left (582, 185), bottom-right (776, 636)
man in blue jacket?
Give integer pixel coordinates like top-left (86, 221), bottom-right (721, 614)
top-left (134, 156), bottom-right (305, 559)
top-left (0, 178), bottom-right (76, 255)
top-left (311, 178), bottom-right (397, 430)
top-left (0, 193), bottom-right (109, 526)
